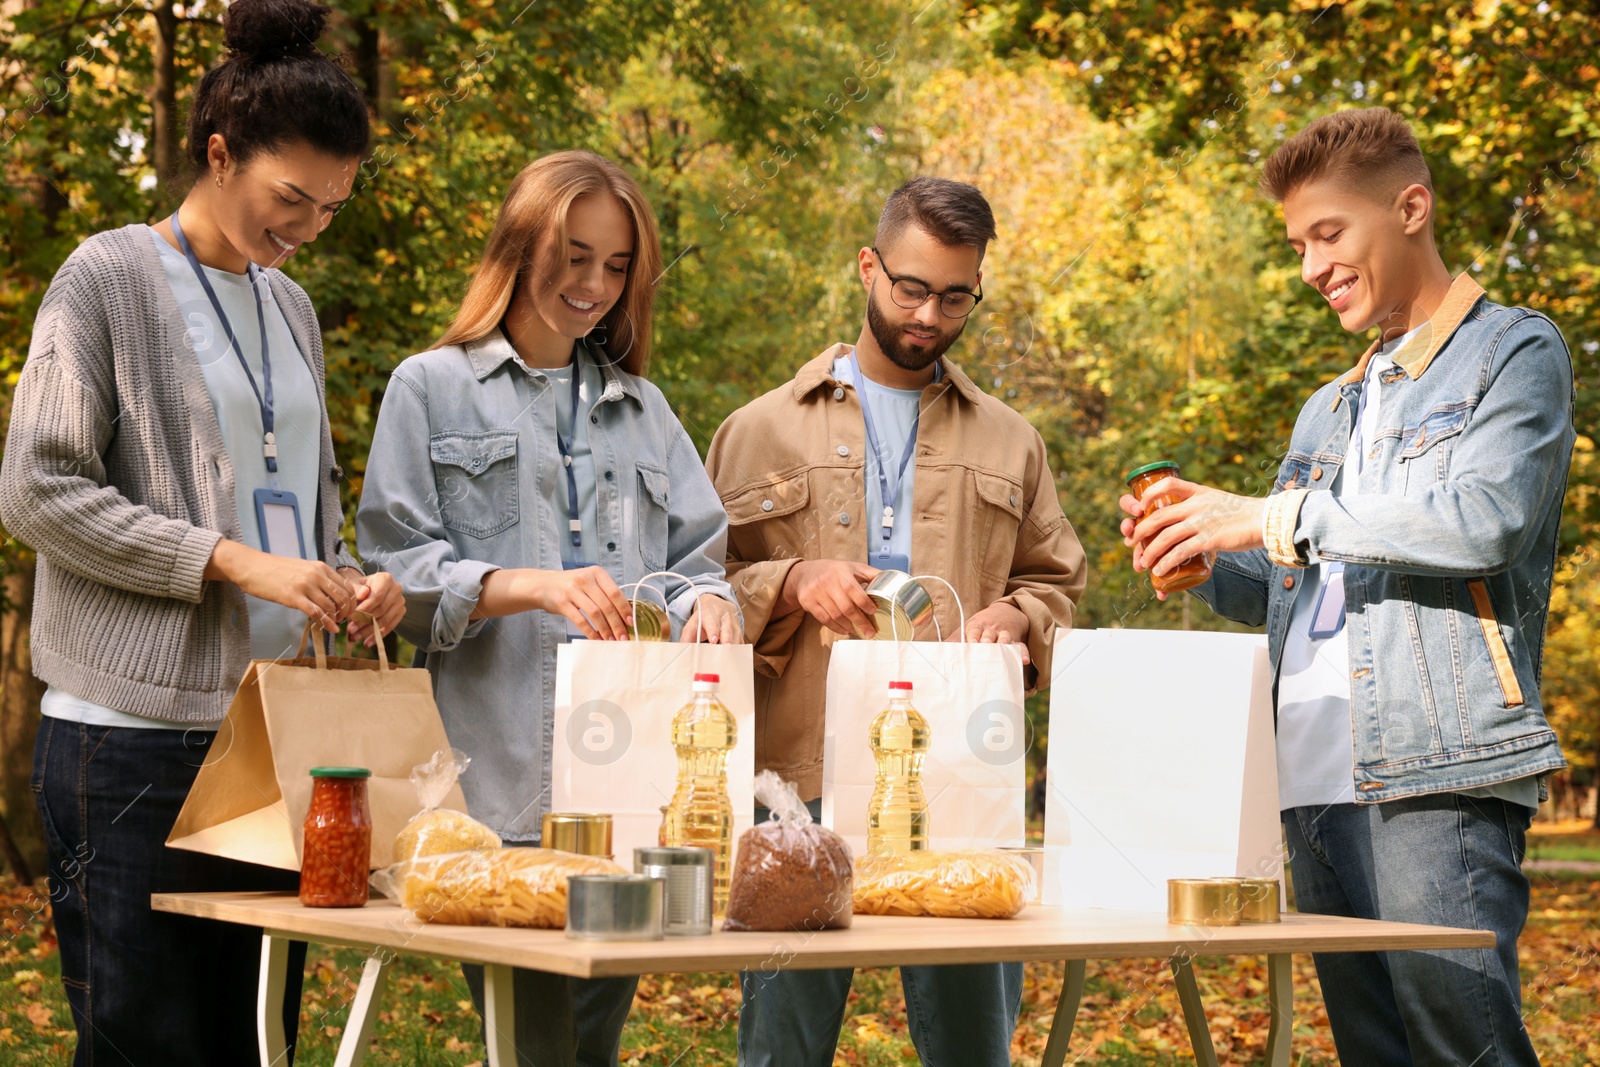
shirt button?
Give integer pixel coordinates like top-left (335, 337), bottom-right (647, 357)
top-left (761, 500), bottom-right (774, 512)
top-left (590, 415), bottom-right (599, 425)
top-left (1283, 576), bottom-right (1295, 590)
top-left (1311, 467), bottom-right (1324, 480)
top-left (1009, 494), bottom-right (1018, 507)
top-left (607, 541), bottom-right (617, 552)
top-left (604, 470), bottom-right (614, 481)
top-left (839, 512), bottom-right (851, 525)
top-left (837, 445), bottom-right (850, 457)
top-left (834, 387), bottom-right (845, 400)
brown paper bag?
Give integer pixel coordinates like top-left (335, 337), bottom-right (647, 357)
top-left (167, 624), bottom-right (464, 871)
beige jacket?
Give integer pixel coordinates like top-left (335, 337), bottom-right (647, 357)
top-left (705, 344), bottom-right (1087, 799)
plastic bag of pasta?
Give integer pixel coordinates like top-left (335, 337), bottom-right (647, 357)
top-left (371, 847), bottom-right (626, 927)
top-left (393, 749), bottom-right (501, 862)
top-left (852, 848), bottom-right (1036, 918)
top-left (723, 771), bottom-right (853, 933)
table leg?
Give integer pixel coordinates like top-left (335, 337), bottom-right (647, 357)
top-left (258, 934), bottom-right (292, 1067)
top-left (332, 951), bottom-right (394, 1067)
top-left (1040, 959), bottom-right (1088, 1067)
top-left (482, 963), bottom-right (518, 1067)
top-left (1169, 955), bottom-right (1220, 1067)
top-left (1263, 952), bottom-right (1293, 1067)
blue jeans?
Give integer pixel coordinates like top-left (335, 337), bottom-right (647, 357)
top-left (31, 718), bottom-right (306, 1066)
top-left (737, 799), bottom-right (1023, 1067)
top-left (460, 838), bottom-right (639, 1066)
top-left (1283, 794), bottom-right (1540, 1067)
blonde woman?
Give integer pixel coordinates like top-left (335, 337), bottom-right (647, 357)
top-left (357, 151), bottom-right (740, 1063)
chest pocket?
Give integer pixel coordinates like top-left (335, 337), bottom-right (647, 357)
top-left (1272, 453), bottom-right (1314, 493)
top-left (1399, 402), bottom-right (1472, 492)
top-left (431, 429), bottom-right (520, 539)
top-left (635, 462), bottom-right (671, 571)
top-left (723, 473), bottom-right (814, 560)
top-left (972, 471), bottom-right (1025, 582)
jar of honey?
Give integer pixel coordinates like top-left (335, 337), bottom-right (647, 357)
top-left (1125, 461), bottom-right (1214, 594)
top-left (300, 767), bottom-right (373, 908)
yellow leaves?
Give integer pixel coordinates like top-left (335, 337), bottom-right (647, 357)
top-left (23, 1002), bottom-right (52, 1028)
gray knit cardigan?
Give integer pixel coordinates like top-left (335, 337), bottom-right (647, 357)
top-left (0, 224), bottom-right (361, 721)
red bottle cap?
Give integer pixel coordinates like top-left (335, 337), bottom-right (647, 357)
top-left (694, 673), bottom-right (720, 684)
top-left (888, 680), bottom-right (913, 691)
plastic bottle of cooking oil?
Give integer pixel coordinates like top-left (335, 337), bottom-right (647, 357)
top-left (664, 672), bottom-right (736, 912)
top-left (867, 679), bottom-right (930, 856)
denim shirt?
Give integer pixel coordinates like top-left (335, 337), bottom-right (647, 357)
top-left (1198, 276), bottom-right (1574, 804)
top-left (356, 329), bottom-right (734, 840)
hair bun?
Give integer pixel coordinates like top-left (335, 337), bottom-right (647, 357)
top-left (224, 0), bottom-right (330, 62)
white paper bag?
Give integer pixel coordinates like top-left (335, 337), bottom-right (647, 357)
top-left (823, 639), bottom-right (1028, 857)
top-left (1043, 628), bottom-right (1282, 912)
top-left (552, 642), bottom-right (756, 864)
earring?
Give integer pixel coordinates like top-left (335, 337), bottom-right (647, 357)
top-left (215, 170), bottom-right (224, 188)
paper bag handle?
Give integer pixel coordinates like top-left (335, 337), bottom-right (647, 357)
top-left (295, 612), bottom-right (390, 670)
top-left (897, 573), bottom-right (967, 645)
top-left (623, 570), bottom-right (707, 644)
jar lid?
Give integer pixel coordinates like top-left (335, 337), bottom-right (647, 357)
top-left (309, 766), bottom-right (371, 778)
top-left (1125, 460), bottom-right (1179, 484)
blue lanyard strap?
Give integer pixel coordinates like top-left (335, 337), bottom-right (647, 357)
top-left (169, 211), bottom-right (278, 476)
top-left (849, 354), bottom-right (920, 543)
top-left (553, 355), bottom-right (584, 550)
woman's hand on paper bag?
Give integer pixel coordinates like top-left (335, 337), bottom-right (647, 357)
top-left (955, 601), bottom-right (1031, 665)
top-left (681, 594), bottom-right (745, 644)
top-left (205, 540), bottom-right (353, 632)
top-left (342, 569), bottom-right (406, 648)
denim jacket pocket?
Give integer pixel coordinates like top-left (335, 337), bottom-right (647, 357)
top-left (430, 429), bottom-right (520, 539)
top-left (1273, 453), bottom-right (1314, 493)
top-left (972, 470), bottom-right (1025, 581)
top-left (1398, 402), bottom-right (1471, 495)
top-left (723, 471), bottom-right (814, 560)
top-left (636, 461), bottom-right (671, 571)
top-left (1464, 578), bottom-right (1526, 708)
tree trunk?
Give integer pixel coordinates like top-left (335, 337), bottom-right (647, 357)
top-left (151, 1), bottom-right (180, 192)
top-left (0, 552), bottom-right (46, 881)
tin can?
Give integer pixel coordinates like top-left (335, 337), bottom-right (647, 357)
top-left (1167, 878), bottom-right (1242, 926)
top-left (634, 846), bottom-right (715, 936)
top-left (541, 812), bottom-right (613, 859)
top-left (629, 599), bottom-right (670, 642)
top-left (996, 846), bottom-right (1045, 904)
top-left (1238, 878), bottom-right (1281, 923)
top-left (566, 874), bottom-right (664, 941)
top-left (864, 570), bottom-right (935, 641)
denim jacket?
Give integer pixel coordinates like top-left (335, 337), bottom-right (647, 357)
top-left (355, 330), bottom-right (734, 839)
top-left (1198, 275), bottom-right (1573, 803)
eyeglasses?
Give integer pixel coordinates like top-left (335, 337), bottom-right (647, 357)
top-left (871, 247), bottom-right (983, 319)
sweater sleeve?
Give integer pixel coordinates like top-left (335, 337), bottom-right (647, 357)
top-left (0, 258), bottom-right (222, 602)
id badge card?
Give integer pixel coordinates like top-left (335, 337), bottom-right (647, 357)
top-left (870, 551), bottom-right (911, 574)
top-left (562, 558), bottom-right (597, 640)
top-left (252, 488), bottom-right (306, 559)
top-left (1307, 562), bottom-right (1347, 640)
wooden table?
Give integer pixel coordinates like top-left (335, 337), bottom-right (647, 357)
top-left (152, 891), bottom-right (1493, 1067)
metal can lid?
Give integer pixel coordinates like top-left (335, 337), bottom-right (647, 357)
top-left (693, 673), bottom-right (720, 683)
top-left (308, 766), bottom-right (370, 778)
top-left (634, 845), bottom-right (715, 866)
top-left (1125, 460), bottom-right (1180, 484)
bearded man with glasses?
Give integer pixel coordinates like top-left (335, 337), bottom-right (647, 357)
top-left (707, 177), bottom-right (1088, 1066)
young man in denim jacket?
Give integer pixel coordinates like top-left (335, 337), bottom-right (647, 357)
top-left (1122, 107), bottom-right (1572, 1066)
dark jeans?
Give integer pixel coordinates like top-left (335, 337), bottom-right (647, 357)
top-left (1284, 793), bottom-right (1541, 1067)
top-left (32, 718), bottom-right (306, 1067)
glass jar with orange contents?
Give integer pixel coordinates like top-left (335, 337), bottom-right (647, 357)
top-left (1125, 460), bottom-right (1214, 594)
top-left (300, 767), bottom-right (373, 908)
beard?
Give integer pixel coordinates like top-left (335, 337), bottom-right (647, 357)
top-left (866, 288), bottom-right (967, 372)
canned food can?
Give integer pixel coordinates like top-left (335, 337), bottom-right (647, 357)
top-left (566, 874), bottom-right (664, 941)
top-left (629, 599), bottom-right (670, 642)
top-left (541, 813), bottom-right (613, 859)
top-left (634, 846), bottom-right (715, 936)
top-left (1238, 877), bottom-right (1281, 923)
top-left (864, 570), bottom-right (935, 641)
top-left (1167, 878), bottom-right (1243, 926)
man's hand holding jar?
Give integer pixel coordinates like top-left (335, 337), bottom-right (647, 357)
top-left (1119, 462), bottom-right (1264, 600)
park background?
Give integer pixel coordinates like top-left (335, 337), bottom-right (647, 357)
top-left (1, 0), bottom-right (1597, 1063)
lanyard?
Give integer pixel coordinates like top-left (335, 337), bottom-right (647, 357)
top-left (169, 211), bottom-right (278, 476)
top-left (849, 354), bottom-right (920, 545)
top-left (553, 356), bottom-right (584, 550)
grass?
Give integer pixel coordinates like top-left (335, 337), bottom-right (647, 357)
top-left (1527, 820), bottom-right (1600, 865)
top-left (4, 874), bottom-right (1599, 1065)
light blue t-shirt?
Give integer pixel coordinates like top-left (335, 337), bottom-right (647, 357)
top-left (834, 354), bottom-right (933, 573)
top-left (40, 228), bottom-right (323, 729)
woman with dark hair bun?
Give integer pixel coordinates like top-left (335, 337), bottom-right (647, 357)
top-left (0, 1), bottom-right (401, 1062)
